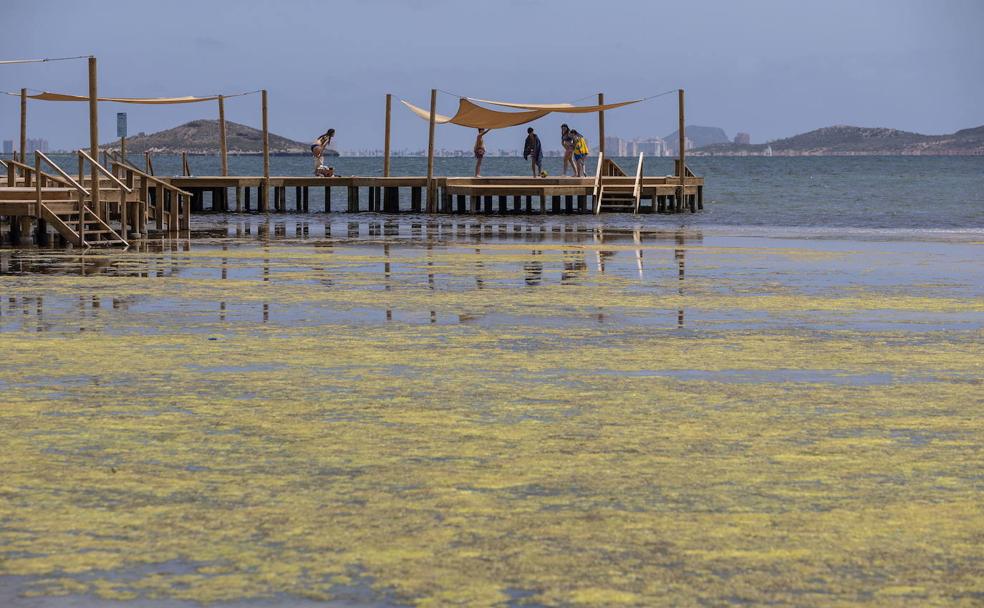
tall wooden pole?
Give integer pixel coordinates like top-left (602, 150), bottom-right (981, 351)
top-left (19, 88), bottom-right (27, 163)
top-left (261, 89), bottom-right (269, 212)
top-left (218, 95), bottom-right (228, 176)
top-left (426, 88), bottom-right (437, 212)
top-left (678, 88), bottom-right (686, 210)
top-left (383, 93), bottom-right (392, 177)
top-left (120, 135), bottom-right (126, 160)
top-left (88, 57), bottom-right (100, 214)
top-left (597, 92), bottom-right (605, 156)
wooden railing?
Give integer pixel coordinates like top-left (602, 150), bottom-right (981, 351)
top-left (632, 152), bottom-right (644, 214)
top-left (79, 149), bottom-right (133, 230)
top-left (107, 156), bottom-right (192, 232)
top-left (36, 151), bottom-right (92, 242)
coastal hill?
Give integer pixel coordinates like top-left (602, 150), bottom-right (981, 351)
top-left (100, 119), bottom-right (337, 155)
top-left (693, 125), bottom-right (984, 156)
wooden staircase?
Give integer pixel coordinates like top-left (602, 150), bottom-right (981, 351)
top-left (594, 153), bottom-right (644, 214)
top-left (2, 152), bottom-right (129, 248)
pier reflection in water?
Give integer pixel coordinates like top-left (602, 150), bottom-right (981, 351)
top-left (0, 219), bottom-right (700, 334)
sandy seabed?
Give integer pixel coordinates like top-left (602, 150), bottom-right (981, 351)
top-left (1, 219), bottom-right (982, 607)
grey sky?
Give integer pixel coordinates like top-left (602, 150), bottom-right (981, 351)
top-left (2, 0), bottom-right (982, 152)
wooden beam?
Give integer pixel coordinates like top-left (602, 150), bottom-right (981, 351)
top-left (598, 92), bottom-right (605, 157)
top-left (218, 95), bottom-right (228, 176)
top-left (88, 57), bottom-right (100, 215)
top-left (678, 88), bottom-right (685, 213)
top-left (383, 93), bottom-right (392, 177)
top-left (19, 88), bottom-right (26, 164)
top-left (426, 88), bottom-right (437, 212)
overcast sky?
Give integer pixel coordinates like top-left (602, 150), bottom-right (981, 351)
top-left (2, 0), bottom-right (982, 152)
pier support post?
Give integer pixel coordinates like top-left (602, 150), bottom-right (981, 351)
top-left (426, 88), bottom-right (437, 212)
top-left (598, 92), bottom-right (605, 157)
top-left (383, 94), bottom-right (392, 177)
top-left (324, 186), bottom-right (331, 212)
top-left (411, 187), bottom-right (421, 212)
top-left (218, 95), bottom-right (229, 176)
top-left (677, 88), bottom-right (686, 214)
top-left (261, 89), bottom-right (270, 214)
top-left (88, 57), bottom-right (101, 219)
top-left (19, 88), bottom-right (27, 164)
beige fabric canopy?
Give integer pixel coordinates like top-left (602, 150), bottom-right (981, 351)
top-left (402, 96), bottom-right (644, 129)
top-left (21, 91), bottom-right (223, 104)
top-left (402, 98), bottom-right (549, 128)
top-left (472, 97), bottom-right (644, 113)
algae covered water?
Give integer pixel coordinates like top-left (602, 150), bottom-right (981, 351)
top-left (0, 218), bottom-right (982, 606)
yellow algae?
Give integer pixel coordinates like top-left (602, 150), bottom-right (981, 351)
top-left (0, 236), bottom-right (982, 606)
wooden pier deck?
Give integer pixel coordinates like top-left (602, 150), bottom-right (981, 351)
top-left (165, 174), bottom-right (704, 215)
top-left (2, 153), bottom-right (703, 247)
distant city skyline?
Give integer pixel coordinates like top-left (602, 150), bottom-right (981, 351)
top-left (3, 1), bottom-right (982, 152)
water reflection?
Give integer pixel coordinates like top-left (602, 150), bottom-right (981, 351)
top-left (0, 219), bottom-right (701, 333)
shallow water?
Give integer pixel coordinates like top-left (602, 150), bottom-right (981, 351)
top-left (0, 219), bottom-right (982, 606)
top-left (37, 154), bottom-right (984, 231)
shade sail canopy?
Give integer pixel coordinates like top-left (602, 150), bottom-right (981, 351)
top-left (402, 98), bottom-right (549, 128)
top-left (22, 91), bottom-right (223, 104)
top-left (402, 96), bottom-right (643, 129)
top-left (472, 97), bottom-right (644, 113)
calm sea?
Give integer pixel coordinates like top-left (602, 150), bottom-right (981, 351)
top-left (50, 154), bottom-right (984, 233)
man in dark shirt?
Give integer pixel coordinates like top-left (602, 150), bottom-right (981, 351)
top-left (523, 127), bottom-right (543, 178)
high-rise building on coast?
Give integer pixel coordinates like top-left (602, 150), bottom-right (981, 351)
top-left (734, 132), bottom-right (751, 145)
top-left (26, 138), bottom-right (49, 153)
top-left (2, 140), bottom-right (13, 155)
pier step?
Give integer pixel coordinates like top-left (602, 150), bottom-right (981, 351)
top-left (41, 204), bottom-right (128, 248)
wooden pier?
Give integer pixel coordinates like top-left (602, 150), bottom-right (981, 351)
top-left (3, 53), bottom-right (705, 247)
top-left (166, 174), bottom-right (703, 216)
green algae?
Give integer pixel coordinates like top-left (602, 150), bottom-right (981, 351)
top-left (0, 237), bottom-right (982, 606)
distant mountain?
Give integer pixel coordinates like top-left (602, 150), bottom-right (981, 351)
top-left (692, 125), bottom-right (984, 156)
top-left (664, 125), bottom-right (729, 151)
top-left (100, 119), bottom-right (336, 155)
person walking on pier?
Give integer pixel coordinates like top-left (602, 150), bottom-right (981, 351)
top-left (524, 127), bottom-right (543, 178)
top-left (474, 128), bottom-right (491, 177)
top-left (561, 124), bottom-right (576, 176)
top-left (311, 128), bottom-right (335, 177)
top-left (571, 129), bottom-right (589, 177)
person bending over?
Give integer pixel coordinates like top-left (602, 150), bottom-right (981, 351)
top-left (311, 128), bottom-right (335, 177)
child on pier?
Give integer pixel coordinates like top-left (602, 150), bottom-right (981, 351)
top-left (571, 129), bottom-right (588, 177)
top-left (312, 128), bottom-right (335, 177)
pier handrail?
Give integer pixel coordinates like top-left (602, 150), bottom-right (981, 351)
top-left (593, 152), bottom-right (604, 200)
top-left (3, 158), bottom-right (75, 188)
top-left (36, 151), bottom-right (91, 197)
top-left (108, 160), bottom-right (193, 197)
top-left (78, 150), bottom-right (133, 193)
top-left (633, 152), bottom-right (644, 213)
